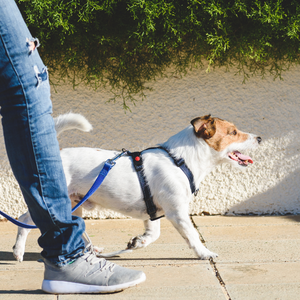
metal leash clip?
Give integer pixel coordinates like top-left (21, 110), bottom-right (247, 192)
top-left (107, 148), bottom-right (128, 166)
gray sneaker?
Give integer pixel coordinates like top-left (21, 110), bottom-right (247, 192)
top-left (42, 244), bottom-right (146, 294)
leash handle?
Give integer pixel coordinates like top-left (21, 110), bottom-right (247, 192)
top-left (0, 149), bottom-right (128, 229)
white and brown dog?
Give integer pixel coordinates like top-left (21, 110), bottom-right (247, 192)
top-left (13, 113), bottom-right (261, 262)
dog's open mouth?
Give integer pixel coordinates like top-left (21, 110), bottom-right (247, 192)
top-left (228, 151), bottom-right (253, 167)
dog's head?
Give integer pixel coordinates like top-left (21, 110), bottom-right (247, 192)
top-left (191, 114), bottom-right (261, 168)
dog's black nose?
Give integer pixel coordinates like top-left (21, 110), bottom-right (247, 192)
top-left (257, 136), bottom-right (262, 144)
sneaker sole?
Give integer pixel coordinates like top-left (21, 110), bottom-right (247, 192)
top-left (42, 272), bottom-right (146, 294)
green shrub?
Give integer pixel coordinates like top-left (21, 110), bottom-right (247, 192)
top-left (17, 0), bottom-right (300, 107)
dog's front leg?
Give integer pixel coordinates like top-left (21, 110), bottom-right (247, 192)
top-left (13, 211), bottom-right (34, 262)
top-left (127, 219), bottom-right (161, 250)
top-left (167, 213), bottom-right (218, 260)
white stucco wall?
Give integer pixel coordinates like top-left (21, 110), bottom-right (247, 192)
top-left (1, 65), bottom-right (300, 219)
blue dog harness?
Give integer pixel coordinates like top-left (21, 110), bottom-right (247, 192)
top-left (0, 147), bottom-right (197, 227)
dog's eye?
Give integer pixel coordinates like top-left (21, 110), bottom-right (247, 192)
top-left (230, 130), bottom-right (237, 136)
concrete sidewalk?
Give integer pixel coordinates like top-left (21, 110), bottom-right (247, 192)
top-left (0, 215), bottom-right (300, 300)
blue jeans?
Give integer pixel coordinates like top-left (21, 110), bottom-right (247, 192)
top-left (0, 0), bottom-right (86, 266)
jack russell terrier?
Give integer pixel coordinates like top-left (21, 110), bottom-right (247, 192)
top-left (13, 113), bottom-right (261, 261)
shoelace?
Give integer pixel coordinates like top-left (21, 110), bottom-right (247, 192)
top-left (82, 234), bottom-right (116, 271)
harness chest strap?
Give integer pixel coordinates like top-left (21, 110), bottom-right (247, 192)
top-left (128, 146), bottom-right (197, 221)
top-left (128, 151), bottom-right (161, 221)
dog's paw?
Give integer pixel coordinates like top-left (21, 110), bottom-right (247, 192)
top-left (93, 246), bottom-right (105, 255)
top-left (12, 244), bottom-right (24, 262)
top-left (199, 250), bottom-right (218, 260)
top-left (127, 235), bottom-right (148, 250)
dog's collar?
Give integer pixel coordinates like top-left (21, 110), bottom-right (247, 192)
top-left (128, 146), bottom-right (197, 221)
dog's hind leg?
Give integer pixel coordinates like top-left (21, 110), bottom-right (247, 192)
top-left (127, 219), bottom-right (161, 250)
top-left (167, 213), bottom-right (218, 260)
top-left (13, 211), bottom-right (34, 262)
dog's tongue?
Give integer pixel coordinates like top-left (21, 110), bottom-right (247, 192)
top-left (234, 151), bottom-right (253, 163)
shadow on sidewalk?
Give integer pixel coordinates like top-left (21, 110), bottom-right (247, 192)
top-left (0, 290), bottom-right (44, 295)
top-left (0, 251), bottom-right (41, 261)
top-left (109, 257), bottom-right (200, 262)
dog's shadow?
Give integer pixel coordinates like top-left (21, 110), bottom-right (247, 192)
top-left (107, 256), bottom-right (200, 262)
top-left (0, 250), bottom-right (197, 262)
top-left (0, 290), bottom-right (43, 295)
top-left (0, 289), bottom-right (123, 295)
top-left (0, 251), bottom-right (42, 262)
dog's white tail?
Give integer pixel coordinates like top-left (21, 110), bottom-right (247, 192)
top-left (54, 113), bottom-right (93, 136)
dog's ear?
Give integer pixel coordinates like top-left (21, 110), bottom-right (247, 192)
top-left (191, 114), bottom-right (216, 139)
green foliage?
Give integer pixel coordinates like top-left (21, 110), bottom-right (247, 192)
top-left (17, 0), bottom-right (300, 107)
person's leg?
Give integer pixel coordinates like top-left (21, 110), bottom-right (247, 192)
top-left (0, 0), bottom-right (85, 265)
top-left (0, 0), bottom-right (145, 293)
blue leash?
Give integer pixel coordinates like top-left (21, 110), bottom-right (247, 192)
top-left (0, 149), bottom-right (128, 229)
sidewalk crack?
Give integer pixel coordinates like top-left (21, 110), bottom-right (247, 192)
top-left (209, 258), bottom-right (232, 300)
top-left (191, 216), bottom-right (232, 300)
